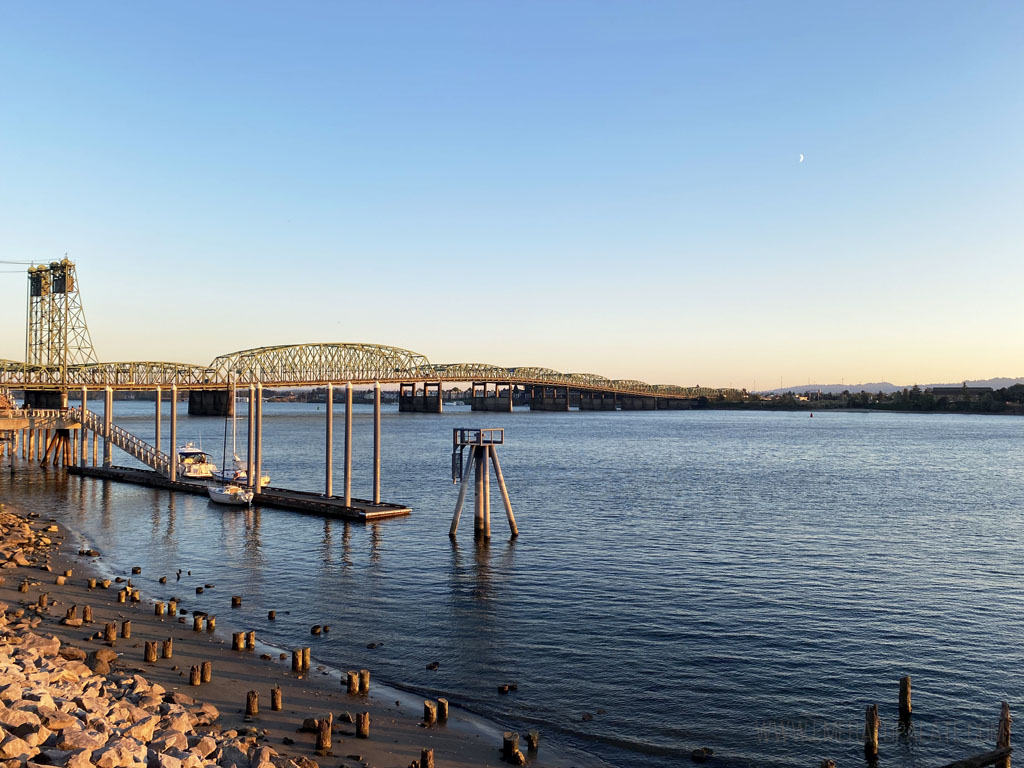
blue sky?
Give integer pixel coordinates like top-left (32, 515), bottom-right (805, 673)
top-left (1, 2), bottom-right (1022, 389)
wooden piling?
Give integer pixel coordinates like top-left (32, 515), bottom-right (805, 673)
top-left (161, 639), bottom-right (173, 659)
top-left (83, 605), bottom-right (92, 623)
top-left (267, 610), bottom-right (276, 620)
top-left (900, 675), bottom-right (912, 721)
top-left (232, 632), bottom-right (245, 651)
top-left (103, 622), bottom-right (116, 644)
top-left (346, 670), bottom-right (359, 693)
top-left (87, 578), bottom-right (96, 589)
top-left (246, 690), bottom-right (259, 717)
top-left (193, 615), bottom-right (204, 631)
top-left (356, 712), bottom-right (369, 739)
top-left (155, 602), bottom-right (165, 616)
top-left (116, 589), bottom-right (126, 603)
top-left (201, 660), bottom-right (212, 683)
top-left (526, 730), bottom-right (539, 751)
top-left (168, 599), bottom-right (177, 614)
top-left (316, 717), bottom-right (332, 754)
top-left (38, 593), bottom-right (48, 608)
top-left (271, 685), bottom-right (282, 711)
top-left (121, 620), bottom-right (131, 639)
top-left (358, 668), bottom-right (370, 694)
top-left (864, 703), bottom-right (879, 758)
top-left (502, 731), bottom-right (520, 760)
top-left (231, 595), bottom-right (242, 607)
top-left (190, 665), bottom-right (201, 686)
top-left (420, 748), bottom-right (434, 768)
top-left (144, 641), bottom-right (157, 663)
top-left (246, 631), bottom-right (256, 651)
top-left (423, 700), bottom-right (437, 726)
top-left (292, 649), bottom-right (302, 672)
top-left (998, 702), bottom-right (1011, 768)
top-left (437, 698), bottom-right (449, 721)
top-left (207, 615), bottom-right (216, 631)
top-left (65, 605), bottom-right (77, 621)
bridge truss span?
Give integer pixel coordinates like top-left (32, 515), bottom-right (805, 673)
top-left (1, 343), bottom-right (736, 400)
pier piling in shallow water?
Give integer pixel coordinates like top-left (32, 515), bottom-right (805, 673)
top-left (271, 685), bottom-right (282, 711)
top-left (900, 675), bottom-right (912, 723)
top-left (356, 712), bottom-right (369, 739)
top-left (864, 703), bottom-right (879, 758)
top-left (449, 428), bottom-right (518, 539)
top-left (998, 702), bottom-right (1011, 768)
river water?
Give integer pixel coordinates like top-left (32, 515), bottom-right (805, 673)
top-left (2, 403), bottom-right (1023, 767)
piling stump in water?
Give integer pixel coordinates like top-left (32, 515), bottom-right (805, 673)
top-left (346, 671), bottom-right (358, 694)
top-left (502, 731), bottom-right (520, 760)
top-left (292, 650), bottom-right (302, 673)
top-left (423, 701), bottom-right (437, 726)
top-left (190, 666), bottom-right (201, 686)
top-left (155, 602), bottom-right (165, 616)
top-left (246, 690), bottom-right (259, 717)
top-left (121, 620), bottom-right (131, 639)
top-left (271, 686), bottom-right (282, 711)
top-left (864, 703), bottom-right (879, 758)
top-left (268, 610), bottom-right (276, 620)
top-left (201, 661), bottom-right (212, 683)
top-left (358, 668), bottom-right (370, 694)
top-left (232, 633), bottom-right (244, 652)
top-left (246, 631), bottom-right (256, 651)
top-left (900, 676), bottom-right (912, 722)
top-left (144, 641), bottom-right (157, 663)
top-left (193, 615), bottom-right (204, 632)
top-left (161, 639), bottom-right (173, 659)
top-left (437, 698), bottom-right (449, 721)
top-left (526, 730), bottom-right (539, 751)
top-left (420, 748), bottom-right (434, 768)
top-left (103, 622), bottom-right (116, 644)
top-left (207, 615), bottom-right (216, 631)
top-left (356, 712), bottom-right (369, 739)
top-left (231, 595), bottom-right (242, 608)
top-left (302, 647), bottom-right (310, 670)
top-left (316, 717), bottom-right (331, 754)
top-left (998, 702), bottom-right (1011, 768)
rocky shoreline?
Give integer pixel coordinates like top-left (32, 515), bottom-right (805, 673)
top-left (0, 502), bottom-right (587, 768)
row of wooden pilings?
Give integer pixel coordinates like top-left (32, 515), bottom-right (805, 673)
top-left (825, 676), bottom-right (1012, 768)
top-left (2, 425), bottom-right (93, 467)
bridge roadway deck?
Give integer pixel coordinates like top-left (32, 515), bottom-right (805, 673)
top-left (67, 465), bottom-right (411, 522)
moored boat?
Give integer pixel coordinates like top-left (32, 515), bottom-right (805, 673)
top-left (207, 484), bottom-right (254, 506)
top-left (177, 443), bottom-right (217, 479)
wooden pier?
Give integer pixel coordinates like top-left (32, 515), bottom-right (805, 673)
top-left (68, 465), bottom-right (411, 522)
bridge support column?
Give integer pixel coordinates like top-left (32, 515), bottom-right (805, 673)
top-left (578, 391), bottom-right (617, 410)
top-left (80, 387), bottom-right (88, 467)
top-left (254, 384), bottom-right (263, 495)
top-left (620, 395), bottom-right (657, 410)
top-left (344, 382), bottom-right (352, 507)
top-left (325, 383), bottom-right (333, 498)
top-left (657, 398), bottom-right (692, 410)
top-left (103, 386), bottom-right (113, 467)
top-left (154, 386), bottom-right (161, 455)
top-left (471, 382), bottom-right (513, 412)
top-left (187, 389), bottom-right (233, 417)
top-left (373, 381), bottom-right (381, 504)
top-left (399, 382), bottom-right (443, 413)
top-left (529, 385), bottom-right (571, 411)
top-left (247, 385), bottom-right (255, 490)
top-left (169, 385), bottom-right (178, 481)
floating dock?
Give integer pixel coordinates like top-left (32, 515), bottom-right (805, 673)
top-left (68, 465), bottom-right (411, 522)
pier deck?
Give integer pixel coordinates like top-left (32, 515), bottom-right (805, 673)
top-left (67, 465), bottom-right (411, 522)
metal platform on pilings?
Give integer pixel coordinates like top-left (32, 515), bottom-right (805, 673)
top-left (67, 465), bottom-right (411, 522)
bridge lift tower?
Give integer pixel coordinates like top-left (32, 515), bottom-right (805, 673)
top-left (25, 259), bottom-right (97, 405)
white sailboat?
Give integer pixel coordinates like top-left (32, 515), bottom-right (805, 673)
top-left (207, 392), bottom-right (254, 506)
top-left (209, 393), bottom-right (270, 486)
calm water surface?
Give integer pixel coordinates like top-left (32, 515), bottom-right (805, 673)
top-left (3, 404), bottom-right (1023, 767)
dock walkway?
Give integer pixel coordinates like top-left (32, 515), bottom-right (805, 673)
top-left (67, 465), bottom-right (411, 522)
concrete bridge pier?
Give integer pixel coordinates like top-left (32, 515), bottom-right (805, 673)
top-left (399, 382), bottom-right (443, 413)
top-left (530, 385), bottom-right (571, 411)
top-left (187, 389), bottom-right (233, 417)
top-left (620, 395), bottom-right (658, 410)
top-left (657, 398), bottom-right (693, 410)
top-left (579, 391), bottom-right (617, 410)
top-left (471, 382), bottom-right (513, 412)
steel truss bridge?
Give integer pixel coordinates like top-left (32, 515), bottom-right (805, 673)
top-left (0, 343), bottom-right (734, 400)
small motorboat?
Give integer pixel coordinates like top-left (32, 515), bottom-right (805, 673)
top-left (207, 484), bottom-right (254, 506)
top-left (178, 442), bottom-right (217, 479)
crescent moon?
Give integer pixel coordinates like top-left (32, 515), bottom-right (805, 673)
top-left (799, 154), bottom-right (805, 163)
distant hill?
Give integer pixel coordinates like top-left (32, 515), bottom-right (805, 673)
top-left (762, 377), bottom-right (1024, 395)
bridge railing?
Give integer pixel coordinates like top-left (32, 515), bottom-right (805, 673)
top-left (74, 408), bottom-right (170, 475)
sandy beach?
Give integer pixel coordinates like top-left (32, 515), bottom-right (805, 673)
top-left (0, 498), bottom-right (592, 768)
